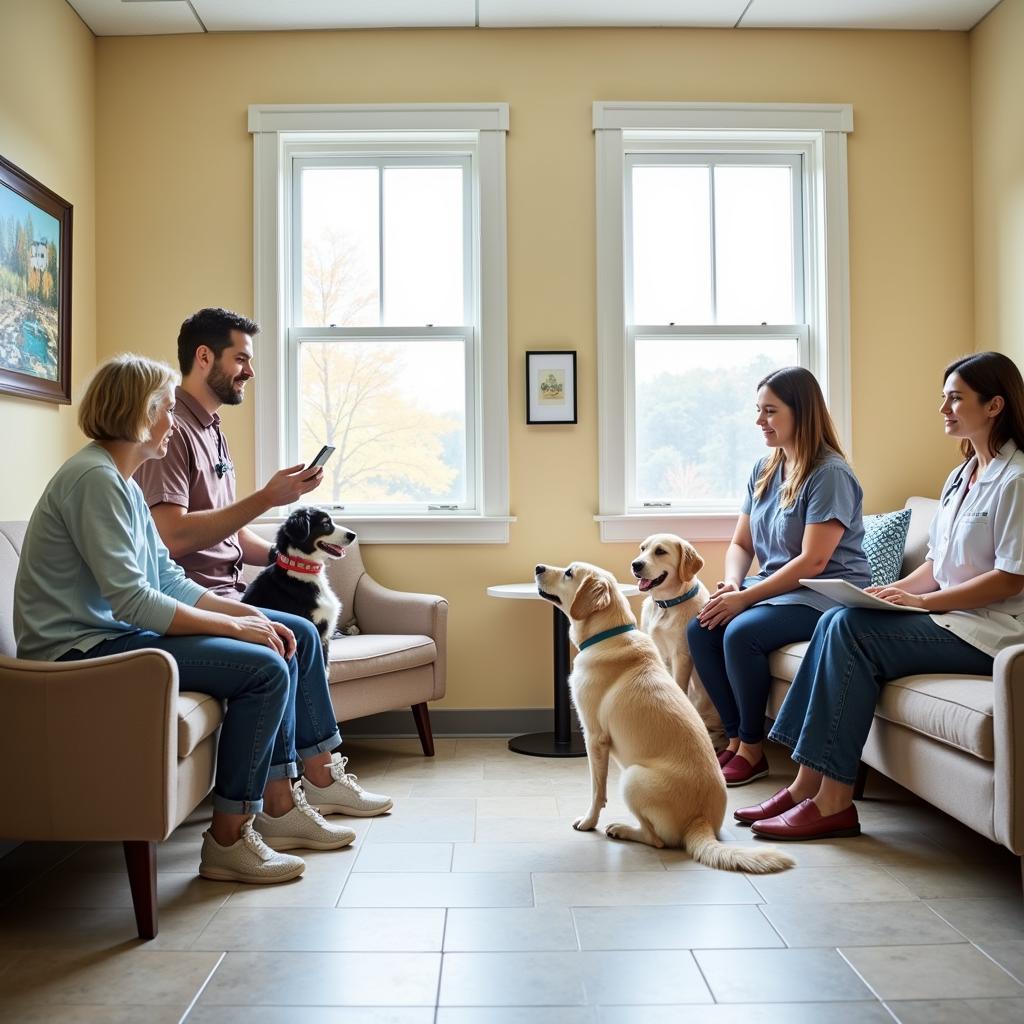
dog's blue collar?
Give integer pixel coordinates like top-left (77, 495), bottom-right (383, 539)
top-left (654, 584), bottom-right (700, 609)
top-left (578, 624), bottom-right (636, 651)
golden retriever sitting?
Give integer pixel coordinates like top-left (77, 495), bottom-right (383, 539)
top-left (631, 533), bottom-right (727, 751)
top-left (535, 560), bottom-right (793, 874)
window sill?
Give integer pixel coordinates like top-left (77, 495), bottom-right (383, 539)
top-left (256, 514), bottom-right (517, 545)
top-left (595, 513), bottom-right (738, 543)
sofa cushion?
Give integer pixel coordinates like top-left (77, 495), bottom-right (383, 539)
top-left (178, 691), bottom-right (224, 758)
top-left (769, 641), bottom-right (809, 683)
top-left (863, 508), bottom-right (912, 586)
top-left (875, 674), bottom-right (994, 762)
top-left (328, 633), bottom-right (436, 684)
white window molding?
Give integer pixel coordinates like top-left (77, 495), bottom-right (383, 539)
top-left (250, 103), bottom-right (513, 544)
top-left (593, 100), bottom-right (853, 544)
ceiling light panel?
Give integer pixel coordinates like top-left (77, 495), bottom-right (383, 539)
top-left (479, 0), bottom-right (750, 28)
top-left (67, 0), bottom-right (203, 36)
top-left (740, 0), bottom-right (1001, 31)
top-left (191, 0), bottom-right (477, 32)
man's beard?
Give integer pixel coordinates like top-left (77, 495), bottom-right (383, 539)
top-left (208, 362), bottom-right (246, 405)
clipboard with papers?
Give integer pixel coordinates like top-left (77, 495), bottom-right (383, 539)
top-left (798, 578), bottom-right (929, 613)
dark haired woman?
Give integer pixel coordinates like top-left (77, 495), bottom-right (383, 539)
top-left (688, 367), bottom-right (871, 786)
top-left (740, 351), bottom-right (1024, 840)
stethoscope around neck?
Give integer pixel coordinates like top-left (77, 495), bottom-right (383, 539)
top-left (942, 461), bottom-right (971, 507)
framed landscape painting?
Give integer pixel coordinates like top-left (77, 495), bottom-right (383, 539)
top-left (0, 154), bottom-right (72, 404)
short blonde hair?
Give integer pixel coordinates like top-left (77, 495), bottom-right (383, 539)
top-left (78, 354), bottom-right (178, 443)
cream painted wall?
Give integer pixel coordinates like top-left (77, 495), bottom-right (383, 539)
top-left (0, 0), bottom-right (96, 520)
top-left (95, 27), bottom-right (974, 709)
top-left (971, 0), bottom-right (1024, 365)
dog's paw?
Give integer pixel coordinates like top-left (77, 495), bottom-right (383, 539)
top-left (605, 822), bottom-right (628, 840)
top-left (573, 816), bottom-right (598, 832)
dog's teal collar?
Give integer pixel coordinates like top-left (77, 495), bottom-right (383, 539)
top-left (578, 624), bottom-right (636, 651)
top-left (654, 584), bottom-right (700, 609)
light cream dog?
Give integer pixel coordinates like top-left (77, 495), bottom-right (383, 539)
top-left (535, 560), bottom-right (793, 873)
top-left (631, 533), bottom-right (727, 751)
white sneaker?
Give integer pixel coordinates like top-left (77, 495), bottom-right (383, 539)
top-left (255, 782), bottom-right (357, 851)
top-left (302, 754), bottom-right (394, 817)
top-left (199, 816), bottom-right (305, 884)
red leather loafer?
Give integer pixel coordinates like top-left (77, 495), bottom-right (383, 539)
top-left (734, 787), bottom-right (797, 825)
top-left (722, 753), bottom-right (769, 787)
top-left (751, 799), bottom-right (861, 841)
top-left (717, 749), bottom-right (737, 767)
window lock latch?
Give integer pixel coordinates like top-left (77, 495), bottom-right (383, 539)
top-left (429, 503), bottom-right (459, 511)
top-left (642, 502), bottom-right (671, 508)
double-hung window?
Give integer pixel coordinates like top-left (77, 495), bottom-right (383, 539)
top-left (594, 102), bottom-right (854, 542)
top-left (250, 105), bottom-right (512, 543)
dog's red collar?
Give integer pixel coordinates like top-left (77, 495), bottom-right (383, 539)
top-left (276, 552), bottom-right (323, 575)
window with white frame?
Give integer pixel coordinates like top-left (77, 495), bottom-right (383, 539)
top-left (250, 105), bottom-right (512, 544)
top-left (594, 103), bottom-right (854, 542)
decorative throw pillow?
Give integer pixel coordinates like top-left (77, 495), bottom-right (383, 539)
top-left (862, 508), bottom-right (912, 587)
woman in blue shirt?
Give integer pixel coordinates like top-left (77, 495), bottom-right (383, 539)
top-left (15, 354), bottom-right (356, 886)
top-left (687, 366), bottom-right (870, 786)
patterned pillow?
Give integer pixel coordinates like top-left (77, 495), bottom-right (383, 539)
top-left (863, 508), bottom-right (912, 587)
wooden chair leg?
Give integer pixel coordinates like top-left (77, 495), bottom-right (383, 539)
top-left (123, 840), bottom-right (158, 940)
top-left (411, 702), bottom-right (435, 757)
top-left (853, 761), bottom-right (869, 801)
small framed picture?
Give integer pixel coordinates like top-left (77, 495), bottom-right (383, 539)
top-left (526, 350), bottom-right (577, 424)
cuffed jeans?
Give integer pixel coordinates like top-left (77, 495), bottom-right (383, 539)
top-left (769, 606), bottom-right (993, 785)
top-left (687, 602), bottom-right (823, 743)
top-left (59, 609), bottom-right (341, 814)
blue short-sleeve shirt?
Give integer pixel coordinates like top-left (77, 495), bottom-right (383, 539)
top-left (740, 451), bottom-right (871, 611)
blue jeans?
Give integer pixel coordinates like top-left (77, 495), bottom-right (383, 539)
top-left (688, 602), bottom-right (823, 743)
top-left (769, 606), bottom-right (993, 785)
top-left (60, 609), bottom-right (341, 814)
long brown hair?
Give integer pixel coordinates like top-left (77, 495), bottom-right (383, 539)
top-left (944, 351), bottom-right (1024, 460)
top-left (753, 366), bottom-right (847, 509)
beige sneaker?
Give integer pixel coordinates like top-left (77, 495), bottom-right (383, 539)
top-left (199, 816), bottom-right (305, 884)
top-left (302, 754), bottom-right (394, 817)
top-left (255, 781), bottom-right (357, 851)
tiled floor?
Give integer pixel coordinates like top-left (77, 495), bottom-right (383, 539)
top-left (1, 738), bottom-right (1023, 1023)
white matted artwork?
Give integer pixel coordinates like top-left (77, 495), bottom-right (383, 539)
top-left (526, 349), bottom-right (577, 424)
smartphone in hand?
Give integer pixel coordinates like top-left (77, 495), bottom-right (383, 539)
top-left (303, 445), bottom-right (335, 478)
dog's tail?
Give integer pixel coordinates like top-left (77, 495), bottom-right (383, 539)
top-left (682, 816), bottom-right (794, 874)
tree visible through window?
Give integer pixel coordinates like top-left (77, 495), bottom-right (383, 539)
top-left (293, 158), bottom-right (471, 509)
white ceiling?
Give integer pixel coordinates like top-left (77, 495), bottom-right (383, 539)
top-left (65, 0), bottom-right (1004, 37)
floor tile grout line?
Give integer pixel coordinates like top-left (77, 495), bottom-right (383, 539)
top-left (971, 939), bottom-right (1024, 987)
top-left (177, 949), bottom-right (225, 1023)
top-left (753, 899), bottom-right (790, 947)
top-left (835, 945), bottom-right (888, 1004)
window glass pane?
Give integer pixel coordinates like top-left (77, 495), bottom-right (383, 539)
top-left (631, 166), bottom-right (712, 325)
top-left (384, 167), bottom-right (464, 326)
top-left (299, 339), bottom-right (466, 506)
top-left (301, 167), bottom-right (380, 327)
top-left (634, 337), bottom-right (800, 504)
top-left (714, 165), bottom-right (795, 325)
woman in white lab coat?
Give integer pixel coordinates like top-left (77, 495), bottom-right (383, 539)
top-left (734, 351), bottom-right (1024, 841)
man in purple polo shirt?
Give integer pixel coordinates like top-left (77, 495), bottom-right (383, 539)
top-left (136, 308), bottom-right (392, 854)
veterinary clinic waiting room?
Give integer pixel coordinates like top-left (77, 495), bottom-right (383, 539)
top-left (2, 0), bottom-right (1024, 1020)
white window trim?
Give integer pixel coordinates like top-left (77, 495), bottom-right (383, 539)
top-left (250, 103), bottom-right (513, 543)
top-left (594, 101), bottom-right (853, 543)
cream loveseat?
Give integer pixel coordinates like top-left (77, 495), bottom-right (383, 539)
top-left (0, 521), bottom-right (447, 938)
top-left (766, 497), bottom-right (1024, 874)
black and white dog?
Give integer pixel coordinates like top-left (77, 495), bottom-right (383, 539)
top-left (242, 507), bottom-right (355, 662)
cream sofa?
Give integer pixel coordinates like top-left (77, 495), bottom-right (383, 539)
top-left (0, 521), bottom-right (447, 938)
top-left (766, 497), bottom-right (1024, 871)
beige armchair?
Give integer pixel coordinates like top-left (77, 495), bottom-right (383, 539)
top-left (246, 523), bottom-right (448, 755)
top-left (0, 521), bottom-right (218, 940)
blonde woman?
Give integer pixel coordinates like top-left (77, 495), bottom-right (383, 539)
top-left (14, 355), bottom-right (355, 885)
top-left (687, 366), bottom-right (870, 786)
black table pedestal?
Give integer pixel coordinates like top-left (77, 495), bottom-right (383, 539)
top-left (508, 605), bottom-right (586, 758)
